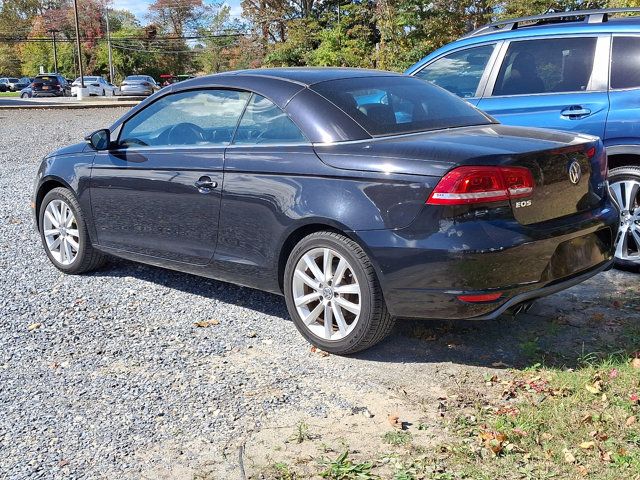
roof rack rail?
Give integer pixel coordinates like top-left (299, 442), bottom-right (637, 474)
top-left (463, 8), bottom-right (640, 38)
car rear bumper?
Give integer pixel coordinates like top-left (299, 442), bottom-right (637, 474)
top-left (33, 91), bottom-right (64, 97)
top-left (120, 87), bottom-right (152, 95)
top-left (355, 201), bottom-right (619, 320)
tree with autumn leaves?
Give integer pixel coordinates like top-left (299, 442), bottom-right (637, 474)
top-left (2, 0), bottom-right (640, 79)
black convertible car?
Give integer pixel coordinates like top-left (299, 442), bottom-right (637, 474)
top-left (32, 68), bottom-right (617, 354)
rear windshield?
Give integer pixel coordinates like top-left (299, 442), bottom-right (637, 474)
top-left (9, 78), bottom-right (19, 82)
top-left (311, 76), bottom-right (492, 136)
top-left (34, 76), bottom-right (59, 85)
top-left (126, 76), bottom-right (149, 81)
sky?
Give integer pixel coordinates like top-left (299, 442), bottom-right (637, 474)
top-left (110, 0), bottom-right (244, 22)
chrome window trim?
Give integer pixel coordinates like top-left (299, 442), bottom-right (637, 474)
top-left (485, 34), bottom-right (610, 98)
top-left (411, 41), bottom-right (502, 99)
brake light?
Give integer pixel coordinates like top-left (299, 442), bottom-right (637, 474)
top-left (427, 166), bottom-right (534, 205)
top-left (457, 292), bottom-right (503, 303)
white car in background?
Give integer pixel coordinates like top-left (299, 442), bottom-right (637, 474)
top-left (71, 77), bottom-right (118, 96)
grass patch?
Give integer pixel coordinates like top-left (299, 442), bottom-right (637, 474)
top-left (383, 431), bottom-right (413, 446)
top-left (440, 354), bottom-right (640, 479)
top-left (0, 91), bottom-right (19, 97)
top-left (320, 450), bottom-right (376, 479)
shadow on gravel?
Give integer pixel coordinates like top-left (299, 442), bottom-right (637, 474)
top-left (92, 260), bottom-right (640, 371)
top-left (90, 257), bottom-right (289, 319)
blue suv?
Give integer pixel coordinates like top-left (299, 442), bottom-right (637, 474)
top-left (406, 8), bottom-right (640, 269)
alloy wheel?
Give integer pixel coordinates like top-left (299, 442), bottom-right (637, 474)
top-left (43, 199), bottom-right (80, 266)
top-left (609, 179), bottom-right (640, 262)
top-left (292, 247), bottom-right (361, 341)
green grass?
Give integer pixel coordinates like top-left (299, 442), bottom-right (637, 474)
top-left (0, 91), bottom-right (19, 97)
top-left (439, 354), bottom-right (640, 479)
top-left (383, 431), bottom-right (413, 446)
top-left (320, 450), bottom-right (376, 479)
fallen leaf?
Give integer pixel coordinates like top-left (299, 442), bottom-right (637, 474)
top-left (631, 358), bottom-right (640, 369)
top-left (581, 414), bottom-right (593, 424)
top-left (563, 448), bottom-right (576, 463)
top-left (609, 368), bottom-right (619, 379)
top-left (28, 323), bottom-right (42, 331)
top-left (585, 381), bottom-right (602, 394)
top-left (388, 414), bottom-right (402, 429)
top-left (310, 346), bottom-right (329, 357)
top-left (626, 416), bottom-right (637, 427)
top-left (577, 465), bottom-right (588, 476)
top-left (579, 441), bottom-right (595, 450)
top-left (58, 459), bottom-right (69, 468)
top-left (194, 319), bottom-right (220, 328)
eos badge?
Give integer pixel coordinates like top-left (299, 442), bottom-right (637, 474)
top-left (515, 200), bottom-right (532, 208)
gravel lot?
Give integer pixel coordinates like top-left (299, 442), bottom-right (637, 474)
top-left (0, 108), bottom-right (638, 479)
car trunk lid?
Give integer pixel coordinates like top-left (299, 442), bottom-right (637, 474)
top-left (314, 124), bottom-right (607, 225)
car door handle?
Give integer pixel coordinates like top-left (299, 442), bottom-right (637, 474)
top-left (194, 176), bottom-right (217, 192)
top-left (560, 106), bottom-right (591, 118)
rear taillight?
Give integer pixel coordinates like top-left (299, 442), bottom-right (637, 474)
top-left (426, 166), bottom-right (534, 205)
top-left (142, 82), bottom-right (150, 87)
top-left (457, 292), bottom-right (502, 303)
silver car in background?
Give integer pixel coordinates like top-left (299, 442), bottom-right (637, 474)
top-left (119, 75), bottom-right (158, 96)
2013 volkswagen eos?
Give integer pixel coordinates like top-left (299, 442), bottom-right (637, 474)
top-left (33, 68), bottom-right (618, 354)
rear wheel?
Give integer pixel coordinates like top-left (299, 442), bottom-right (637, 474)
top-left (39, 188), bottom-right (107, 274)
top-left (608, 166), bottom-right (640, 271)
top-left (284, 231), bottom-right (395, 354)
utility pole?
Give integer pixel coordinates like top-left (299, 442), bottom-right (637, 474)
top-left (47, 29), bottom-right (59, 73)
top-left (73, 0), bottom-right (85, 89)
top-left (105, 5), bottom-right (114, 84)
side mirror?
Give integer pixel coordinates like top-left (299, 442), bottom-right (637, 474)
top-left (85, 129), bottom-right (111, 150)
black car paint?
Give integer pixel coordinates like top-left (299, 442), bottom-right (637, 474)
top-left (33, 68), bottom-right (618, 320)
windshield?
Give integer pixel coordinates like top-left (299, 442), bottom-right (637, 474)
top-left (311, 76), bottom-right (492, 137)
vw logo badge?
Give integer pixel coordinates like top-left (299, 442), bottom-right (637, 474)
top-left (568, 161), bottom-right (582, 185)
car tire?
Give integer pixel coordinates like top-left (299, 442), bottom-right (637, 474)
top-left (102, 89), bottom-right (105, 96)
top-left (39, 187), bottom-right (107, 274)
top-left (284, 231), bottom-right (395, 355)
top-left (20, 93), bottom-right (27, 98)
top-left (608, 166), bottom-right (640, 271)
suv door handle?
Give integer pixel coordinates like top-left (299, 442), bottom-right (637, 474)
top-left (560, 106), bottom-right (591, 118)
top-left (194, 176), bottom-right (217, 192)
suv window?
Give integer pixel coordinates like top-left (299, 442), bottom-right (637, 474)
top-left (611, 36), bottom-right (640, 89)
top-left (119, 89), bottom-right (250, 147)
top-left (493, 37), bottom-right (597, 96)
top-left (233, 94), bottom-right (307, 145)
top-left (415, 44), bottom-right (495, 98)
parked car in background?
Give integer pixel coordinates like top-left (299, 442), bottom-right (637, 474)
top-left (406, 8), bottom-right (640, 269)
top-left (119, 75), bottom-right (158, 96)
top-left (71, 76), bottom-right (117, 96)
top-left (20, 84), bottom-right (33, 98)
top-left (32, 68), bottom-right (617, 354)
top-left (31, 74), bottom-right (71, 97)
top-left (15, 77), bottom-right (32, 90)
top-left (0, 77), bottom-right (20, 91)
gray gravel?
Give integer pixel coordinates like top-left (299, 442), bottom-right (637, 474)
top-left (1, 108), bottom-right (638, 479)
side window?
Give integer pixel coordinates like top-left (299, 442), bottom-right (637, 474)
top-left (233, 94), bottom-right (307, 145)
top-left (119, 89), bottom-right (250, 148)
top-left (611, 36), bottom-right (640, 89)
top-left (493, 37), bottom-right (597, 96)
top-left (414, 44), bottom-right (496, 98)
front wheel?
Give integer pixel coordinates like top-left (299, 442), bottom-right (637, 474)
top-left (609, 166), bottom-right (640, 271)
top-left (284, 231), bottom-right (395, 355)
top-left (39, 187), bottom-right (107, 274)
